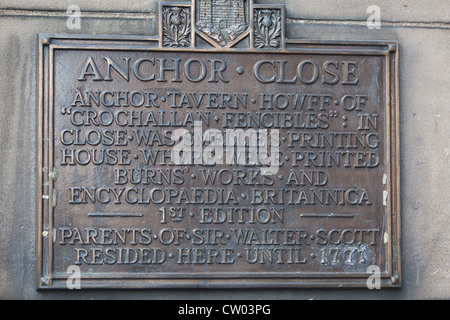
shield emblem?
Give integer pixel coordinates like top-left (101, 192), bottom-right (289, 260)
top-left (195, 0), bottom-right (250, 47)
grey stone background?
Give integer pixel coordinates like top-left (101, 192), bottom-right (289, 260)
top-left (0, 0), bottom-right (448, 299)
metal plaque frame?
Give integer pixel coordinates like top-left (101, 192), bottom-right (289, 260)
top-left (37, 0), bottom-right (400, 289)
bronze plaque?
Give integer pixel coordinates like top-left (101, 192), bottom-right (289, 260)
top-left (37, 1), bottom-right (400, 289)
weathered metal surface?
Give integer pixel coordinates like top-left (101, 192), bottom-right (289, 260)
top-left (36, 1), bottom-right (400, 289)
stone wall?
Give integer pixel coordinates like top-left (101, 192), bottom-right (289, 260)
top-left (0, 0), bottom-right (448, 299)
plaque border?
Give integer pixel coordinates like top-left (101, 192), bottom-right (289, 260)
top-left (36, 33), bottom-right (400, 289)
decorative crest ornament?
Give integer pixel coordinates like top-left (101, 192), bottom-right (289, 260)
top-left (253, 8), bottom-right (282, 48)
top-left (162, 6), bottom-right (191, 47)
top-left (159, 0), bottom-right (285, 50)
top-left (196, 0), bottom-right (249, 47)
